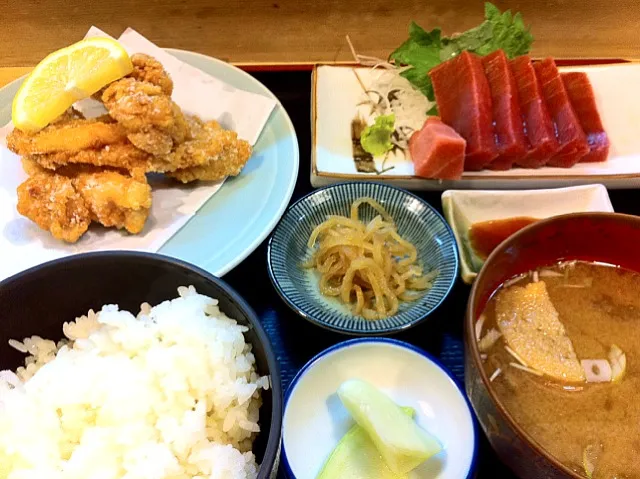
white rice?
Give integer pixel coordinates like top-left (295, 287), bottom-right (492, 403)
top-left (0, 285), bottom-right (269, 479)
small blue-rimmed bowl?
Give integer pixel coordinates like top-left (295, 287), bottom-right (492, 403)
top-left (267, 182), bottom-right (459, 335)
top-left (282, 338), bottom-right (478, 478)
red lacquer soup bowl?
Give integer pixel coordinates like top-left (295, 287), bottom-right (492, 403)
top-left (464, 212), bottom-right (640, 479)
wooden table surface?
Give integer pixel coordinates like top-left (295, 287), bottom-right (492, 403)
top-left (1, 0), bottom-right (639, 88)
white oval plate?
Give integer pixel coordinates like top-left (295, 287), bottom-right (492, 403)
top-left (282, 338), bottom-right (477, 479)
top-left (0, 49), bottom-right (299, 278)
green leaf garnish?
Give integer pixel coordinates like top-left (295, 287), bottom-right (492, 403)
top-left (360, 114), bottom-right (396, 157)
top-left (389, 23), bottom-right (442, 100)
top-left (388, 2), bottom-right (534, 101)
top-left (446, 3), bottom-right (534, 58)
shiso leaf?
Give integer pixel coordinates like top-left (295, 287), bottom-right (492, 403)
top-left (389, 2), bottom-right (534, 101)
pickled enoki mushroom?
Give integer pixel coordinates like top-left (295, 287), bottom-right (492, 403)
top-left (304, 197), bottom-right (437, 320)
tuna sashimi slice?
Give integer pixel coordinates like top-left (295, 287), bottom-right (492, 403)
top-left (482, 50), bottom-right (527, 170)
top-left (534, 58), bottom-right (589, 167)
top-left (429, 51), bottom-right (497, 171)
top-left (510, 55), bottom-right (559, 168)
top-left (410, 117), bottom-right (466, 180)
top-left (561, 72), bottom-right (610, 163)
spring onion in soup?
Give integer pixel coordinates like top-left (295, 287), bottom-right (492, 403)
top-left (609, 344), bottom-right (626, 382)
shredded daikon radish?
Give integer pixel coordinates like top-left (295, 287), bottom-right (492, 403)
top-left (489, 368), bottom-right (502, 382)
top-left (539, 269), bottom-right (563, 278)
top-left (346, 35), bottom-right (433, 153)
top-left (509, 362), bottom-right (544, 376)
top-left (505, 345), bottom-right (529, 367)
top-left (478, 329), bottom-right (501, 352)
top-left (502, 274), bottom-right (527, 288)
top-left (475, 314), bottom-right (486, 341)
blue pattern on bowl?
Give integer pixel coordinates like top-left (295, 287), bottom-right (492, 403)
top-left (267, 182), bottom-right (459, 335)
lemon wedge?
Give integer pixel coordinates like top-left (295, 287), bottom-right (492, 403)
top-left (337, 379), bottom-right (442, 474)
top-left (12, 37), bottom-right (133, 132)
top-left (317, 407), bottom-right (415, 479)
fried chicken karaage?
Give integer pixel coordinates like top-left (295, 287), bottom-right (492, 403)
top-left (17, 171), bottom-right (91, 243)
top-left (17, 162), bottom-right (151, 243)
top-left (168, 119), bottom-right (253, 183)
top-left (8, 53), bottom-right (253, 243)
top-left (22, 117), bottom-right (251, 181)
top-left (128, 53), bottom-right (174, 95)
top-left (102, 64), bottom-right (188, 155)
top-left (7, 118), bottom-right (127, 155)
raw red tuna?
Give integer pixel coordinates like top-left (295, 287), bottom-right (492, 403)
top-left (510, 55), bottom-right (559, 168)
top-left (561, 72), bottom-right (610, 163)
top-left (410, 117), bottom-right (466, 180)
top-left (482, 50), bottom-right (528, 170)
top-left (534, 58), bottom-right (589, 167)
top-left (429, 51), bottom-right (497, 171)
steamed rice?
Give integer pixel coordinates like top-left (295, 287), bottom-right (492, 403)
top-left (0, 286), bottom-right (270, 479)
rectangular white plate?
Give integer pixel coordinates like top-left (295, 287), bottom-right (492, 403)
top-left (441, 184), bottom-right (614, 284)
top-left (312, 63), bottom-right (640, 190)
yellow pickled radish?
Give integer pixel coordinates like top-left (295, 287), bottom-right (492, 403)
top-left (316, 407), bottom-right (415, 479)
top-left (12, 37), bottom-right (133, 132)
top-left (337, 379), bottom-right (442, 474)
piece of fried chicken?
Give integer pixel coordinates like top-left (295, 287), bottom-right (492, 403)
top-left (168, 119), bottom-right (253, 183)
top-left (91, 53), bottom-right (173, 102)
top-left (128, 53), bottom-right (174, 95)
top-left (28, 117), bottom-right (252, 182)
top-left (17, 162), bottom-right (152, 243)
top-left (101, 55), bottom-right (188, 156)
top-left (17, 171), bottom-right (91, 243)
top-left (7, 118), bottom-right (127, 156)
top-left (74, 168), bottom-right (151, 234)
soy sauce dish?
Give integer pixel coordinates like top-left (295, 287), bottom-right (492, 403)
top-left (282, 338), bottom-right (477, 478)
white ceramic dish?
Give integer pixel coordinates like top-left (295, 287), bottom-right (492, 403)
top-left (441, 184), bottom-right (614, 284)
top-left (312, 63), bottom-right (640, 190)
top-left (282, 338), bottom-right (477, 479)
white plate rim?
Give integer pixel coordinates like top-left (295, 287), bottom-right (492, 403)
top-left (164, 48), bottom-right (300, 276)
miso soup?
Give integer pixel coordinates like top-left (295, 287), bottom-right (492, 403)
top-left (478, 261), bottom-right (640, 479)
